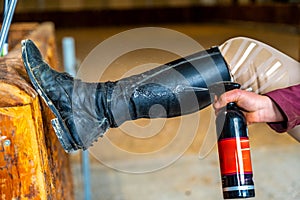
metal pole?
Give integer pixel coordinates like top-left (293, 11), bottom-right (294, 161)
top-left (1, 0), bottom-right (11, 56)
top-left (0, 0), bottom-right (17, 56)
top-left (82, 150), bottom-right (92, 200)
top-left (62, 37), bottom-right (92, 200)
top-left (62, 37), bottom-right (77, 76)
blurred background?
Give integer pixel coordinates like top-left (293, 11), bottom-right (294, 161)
top-left (3, 0), bottom-right (300, 199)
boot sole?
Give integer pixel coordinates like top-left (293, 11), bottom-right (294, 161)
top-left (21, 40), bottom-right (78, 153)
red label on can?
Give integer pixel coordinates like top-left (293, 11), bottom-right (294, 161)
top-left (218, 137), bottom-right (253, 175)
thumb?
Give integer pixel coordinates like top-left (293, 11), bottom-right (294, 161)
top-left (217, 89), bottom-right (242, 107)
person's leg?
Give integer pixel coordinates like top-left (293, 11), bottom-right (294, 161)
top-left (219, 37), bottom-right (300, 140)
top-left (22, 39), bottom-right (231, 152)
top-left (219, 37), bottom-right (300, 94)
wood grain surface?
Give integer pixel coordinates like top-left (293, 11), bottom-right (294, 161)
top-left (0, 22), bottom-right (73, 200)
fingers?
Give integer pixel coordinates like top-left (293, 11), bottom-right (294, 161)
top-left (213, 89), bottom-right (242, 110)
top-left (212, 89), bottom-right (282, 125)
top-left (213, 89), bottom-right (256, 124)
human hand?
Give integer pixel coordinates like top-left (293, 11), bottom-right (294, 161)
top-left (213, 89), bottom-right (284, 124)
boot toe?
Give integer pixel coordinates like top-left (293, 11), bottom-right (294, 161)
top-left (21, 39), bottom-right (81, 152)
top-left (21, 39), bottom-right (44, 68)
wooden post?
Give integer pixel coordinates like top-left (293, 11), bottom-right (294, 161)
top-left (0, 22), bottom-right (74, 200)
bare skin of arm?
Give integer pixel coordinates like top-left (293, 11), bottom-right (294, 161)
top-left (213, 89), bottom-right (284, 125)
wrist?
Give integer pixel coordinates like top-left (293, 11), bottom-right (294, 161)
top-left (267, 96), bottom-right (285, 122)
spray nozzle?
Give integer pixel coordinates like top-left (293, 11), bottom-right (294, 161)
top-left (209, 81), bottom-right (241, 98)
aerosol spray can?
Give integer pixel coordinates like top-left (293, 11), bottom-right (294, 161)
top-left (211, 82), bottom-right (255, 199)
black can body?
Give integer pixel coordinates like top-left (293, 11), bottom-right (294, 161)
top-left (216, 102), bottom-right (255, 199)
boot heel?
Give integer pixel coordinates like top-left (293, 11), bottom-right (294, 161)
top-left (51, 118), bottom-right (77, 153)
top-left (51, 118), bottom-right (63, 139)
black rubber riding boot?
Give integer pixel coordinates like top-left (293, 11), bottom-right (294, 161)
top-left (22, 39), bottom-right (231, 152)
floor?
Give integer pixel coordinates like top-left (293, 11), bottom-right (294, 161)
top-left (55, 22), bottom-right (300, 200)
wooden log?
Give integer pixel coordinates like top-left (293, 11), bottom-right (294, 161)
top-left (0, 22), bottom-right (74, 199)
